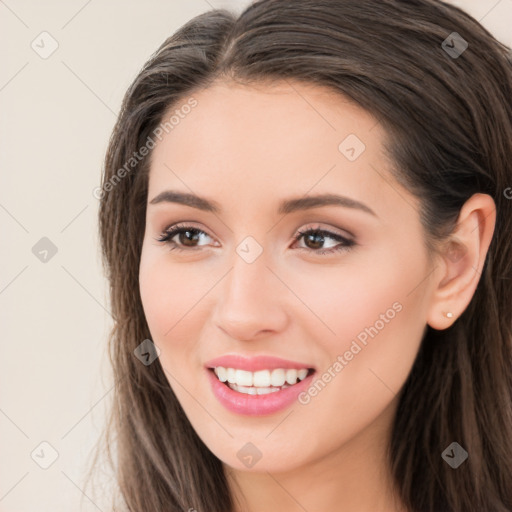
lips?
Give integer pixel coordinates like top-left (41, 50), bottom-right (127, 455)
top-left (204, 354), bottom-right (315, 372)
top-left (204, 354), bottom-right (316, 415)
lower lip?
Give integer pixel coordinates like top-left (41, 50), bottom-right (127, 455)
top-left (206, 368), bottom-right (315, 416)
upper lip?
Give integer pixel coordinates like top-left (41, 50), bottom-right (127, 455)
top-left (204, 354), bottom-right (315, 372)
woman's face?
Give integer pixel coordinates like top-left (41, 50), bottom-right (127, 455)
top-left (139, 80), bottom-right (439, 473)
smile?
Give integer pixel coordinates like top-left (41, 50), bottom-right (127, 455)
top-left (212, 367), bottom-right (310, 395)
top-left (204, 355), bottom-right (316, 415)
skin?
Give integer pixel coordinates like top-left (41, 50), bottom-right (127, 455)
top-left (138, 80), bottom-right (496, 512)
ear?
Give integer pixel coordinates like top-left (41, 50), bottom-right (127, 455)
top-left (426, 193), bottom-right (496, 330)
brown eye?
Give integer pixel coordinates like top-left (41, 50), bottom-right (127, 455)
top-left (294, 228), bottom-right (355, 255)
top-left (302, 232), bottom-right (326, 250)
top-left (156, 225), bottom-right (214, 251)
top-left (178, 229), bottom-right (201, 247)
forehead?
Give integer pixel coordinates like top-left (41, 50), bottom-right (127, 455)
top-left (147, 80), bottom-right (411, 218)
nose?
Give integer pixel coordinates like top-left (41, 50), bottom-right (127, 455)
top-left (212, 250), bottom-right (289, 342)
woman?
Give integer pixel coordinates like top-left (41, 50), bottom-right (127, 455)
top-left (94, 0), bottom-right (512, 510)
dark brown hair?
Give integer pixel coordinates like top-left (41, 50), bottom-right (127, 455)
top-left (93, 1), bottom-right (512, 510)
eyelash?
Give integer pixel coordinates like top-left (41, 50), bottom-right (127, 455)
top-left (155, 223), bottom-right (356, 256)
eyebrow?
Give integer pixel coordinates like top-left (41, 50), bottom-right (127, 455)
top-left (149, 190), bottom-right (377, 217)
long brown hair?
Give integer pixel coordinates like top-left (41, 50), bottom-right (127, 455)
top-left (93, 1), bottom-right (512, 510)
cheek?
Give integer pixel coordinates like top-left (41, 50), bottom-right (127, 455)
top-left (284, 245), bottom-right (425, 348)
top-left (138, 247), bottom-right (215, 385)
top-left (139, 248), bottom-right (205, 340)
top-left (139, 252), bottom-right (174, 339)
top-left (294, 300), bottom-right (423, 466)
top-left (291, 249), bottom-right (429, 438)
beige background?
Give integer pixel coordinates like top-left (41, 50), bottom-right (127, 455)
top-left (1, 1), bottom-right (510, 510)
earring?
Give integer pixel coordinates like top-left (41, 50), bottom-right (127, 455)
top-left (444, 311), bottom-right (454, 318)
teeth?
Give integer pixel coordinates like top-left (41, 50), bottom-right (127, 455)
top-left (285, 369), bottom-right (297, 385)
top-left (232, 384), bottom-right (258, 395)
top-left (235, 369), bottom-right (253, 387)
top-left (271, 368), bottom-right (286, 387)
top-left (226, 367), bottom-right (236, 384)
top-left (253, 370), bottom-right (271, 387)
top-left (216, 367), bottom-right (227, 382)
top-left (229, 383), bottom-right (291, 395)
top-left (297, 369), bottom-right (308, 380)
top-left (213, 367), bottom-right (310, 389)
top-left (256, 386), bottom-right (284, 395)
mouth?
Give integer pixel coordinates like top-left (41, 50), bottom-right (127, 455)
top-left (204, 354), bottom-right (317, 415)
top-left (208, 366), bottom-right (315, 395)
